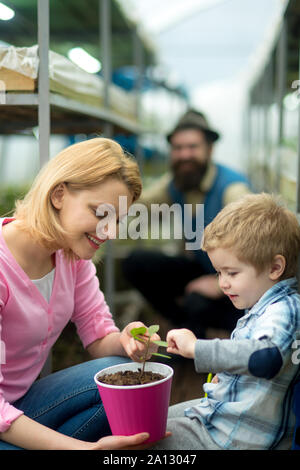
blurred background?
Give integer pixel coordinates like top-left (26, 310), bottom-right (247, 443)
top-left (0, 0), bottom-right (299, 403)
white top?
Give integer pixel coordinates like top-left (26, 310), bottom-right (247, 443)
top-left (32, 269), bottom-right (55, 303)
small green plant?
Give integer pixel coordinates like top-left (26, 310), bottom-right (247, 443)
top-left (130, 324), bottom-right (170, 380)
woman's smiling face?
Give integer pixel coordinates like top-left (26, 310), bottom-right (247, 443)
top-left (51, 177), bottom-right (132, 259)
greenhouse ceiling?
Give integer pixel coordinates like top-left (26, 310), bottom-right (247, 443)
top-left (0, 0), bottom-right (156, 70)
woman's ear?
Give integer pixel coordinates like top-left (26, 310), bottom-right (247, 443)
top-left (269, 254), bottom-right (286, 281)
top-left (50, 183), bottom-right (66, 210)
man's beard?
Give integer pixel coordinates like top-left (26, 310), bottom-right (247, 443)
top-left (171, 159), bottom-right (208, 191)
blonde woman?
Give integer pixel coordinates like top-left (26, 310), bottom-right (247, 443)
top-left (0, 138), bottom-right (158, 450)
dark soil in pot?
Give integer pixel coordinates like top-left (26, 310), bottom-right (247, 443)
top-left (97, 369), bottom-right (165, 386)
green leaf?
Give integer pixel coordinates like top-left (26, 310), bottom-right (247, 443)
top-left (130, 326), bottom-right (147, 338)
top-left (147, 325), bottom-right (160, 336)
top-left (152, 352), bottom-right (171, 359)
top-left (152, 340), bottom-right (168, 347)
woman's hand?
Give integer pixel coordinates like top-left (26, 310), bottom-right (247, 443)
top-left (88, 431), bottom-right (171, 450)
top-left (120, 321), bottom-right (160, 362)
top-left (89, 432), bottom-right (150, 450)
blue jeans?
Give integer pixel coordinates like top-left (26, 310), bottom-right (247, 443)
top-left (0, 356), bottom-right (130, 450)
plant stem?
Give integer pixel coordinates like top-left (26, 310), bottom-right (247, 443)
top-left (140, 336), bottom-right (150, 381)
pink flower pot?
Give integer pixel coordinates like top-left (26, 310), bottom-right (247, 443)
top-left (94, 361), bottom-right (173, 444)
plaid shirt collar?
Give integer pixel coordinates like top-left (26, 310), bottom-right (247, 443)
top-left (245, 277), bottom-right (298, 317)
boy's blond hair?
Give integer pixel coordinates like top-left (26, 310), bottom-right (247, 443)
top-left (202, 193), bottom-right (300, 279)
top-left (14, 137), bottom-right (142, 258)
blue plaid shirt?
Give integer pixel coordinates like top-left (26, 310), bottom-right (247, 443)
top-left (185, 278), bottom-right (300, 449)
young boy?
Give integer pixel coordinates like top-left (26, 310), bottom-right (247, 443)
top-left (152, 193), bottom-right (300, 450)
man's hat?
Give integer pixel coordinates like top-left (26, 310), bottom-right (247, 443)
top-left (167, 109), bottom-right (220, 143)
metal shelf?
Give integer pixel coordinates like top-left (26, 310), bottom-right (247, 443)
top-left (0, 0), bottom-right (144, 163)
top-left (1, 92), bottom-right (141, 135)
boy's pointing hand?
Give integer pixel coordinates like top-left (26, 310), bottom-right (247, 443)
top-left (166, 328), bottom-right (197, 359)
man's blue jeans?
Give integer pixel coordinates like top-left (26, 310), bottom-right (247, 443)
top-left (0, 356), bottom-right (130, 450)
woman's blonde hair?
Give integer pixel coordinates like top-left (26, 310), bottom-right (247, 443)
top-left (202, 193), bottom-right (300, 279)
top-left (14, 137), bottom-right (142, 256)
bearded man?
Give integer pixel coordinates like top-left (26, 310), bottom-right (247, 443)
top-left (122, 109), bottom-right (251, 338)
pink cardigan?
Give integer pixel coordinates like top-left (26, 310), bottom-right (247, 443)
top-left (0, 218), bottom-right (119, 432)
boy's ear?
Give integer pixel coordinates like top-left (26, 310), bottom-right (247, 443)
top-left (269, 254), bottom-right (286, 281)
top-left (50, 183), bottom-right (66, 210)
